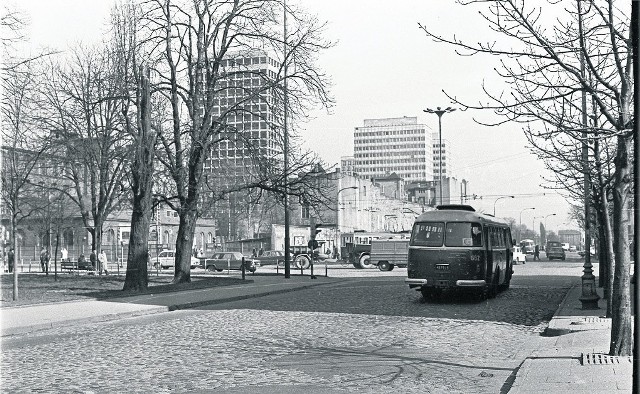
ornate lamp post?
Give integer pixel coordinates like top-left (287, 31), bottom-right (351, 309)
top-left (423, 106), bottom-right (456, 205)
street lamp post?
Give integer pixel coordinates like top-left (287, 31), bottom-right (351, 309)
top-left (533, 216), bottom-right (543, 244)
top-left (423, 106), bottom-right (456, 206)
top-left (493, 195), bottom-right (514, 216)
top-left (519, 207), bottom-right (535, 243)
top-left (543, 213), bottom-right (556, 247)
top-left (336, 186), bottom-right (358, 254)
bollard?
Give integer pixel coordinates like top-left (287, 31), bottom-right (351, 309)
top-left (325, 262), bottom-right (328, 277)
top-left (310, 259), bottom-right (316, 280)
top-left (241, 257), bottom-right (246, 280)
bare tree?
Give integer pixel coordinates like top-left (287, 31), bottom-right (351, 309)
top-left (39, 44), bottom-right (131, 259)
top-left (140, 0), bottom-right (333, 283)
top-left (419, 0), bottom-right (632, 356)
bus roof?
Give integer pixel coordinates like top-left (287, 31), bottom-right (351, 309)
top-left (415, 206), bottom-right (509, 226)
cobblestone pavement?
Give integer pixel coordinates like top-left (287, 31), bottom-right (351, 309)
top-left (1, 262), bottom-right (579, 393)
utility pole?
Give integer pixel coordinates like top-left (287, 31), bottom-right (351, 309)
top-left (577, 0), bottom-right (599, 309)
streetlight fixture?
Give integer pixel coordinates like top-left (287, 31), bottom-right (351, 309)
top-left (423, 106), bottom-right (456, 206)
top-left (544, 213), bottom-right (556, 230)
top-left (337, 186), bottom-right (357, 230)
top-left (493, 195), bottom-right (514, 216)
top-left (519, 207), bottom-right (535, 243)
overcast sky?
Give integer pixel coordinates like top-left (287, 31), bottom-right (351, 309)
top-left (11, 0), bottom-right (578, 232)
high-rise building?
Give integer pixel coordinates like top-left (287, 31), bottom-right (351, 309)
top-left (204, 49), bottom-right (283, 185)
top-left (202, 49), bottom-right (283, 238)
top-left (353, 117), bottom-right (433, 182)
top-left (432, 137), bottom-right (455, 179)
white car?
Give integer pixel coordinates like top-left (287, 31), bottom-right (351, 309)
top-left (512, 246), bottom-right (526, 264)
top-left (152, 250), bottom-right (200, 269)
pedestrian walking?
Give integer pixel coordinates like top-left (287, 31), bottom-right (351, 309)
top-left (90, 250), bottom-right (97, 273)
top-left (61, 247), bottom-right (68, 263)
top-left (98, 250), bottom-right (108, 275)
top-left (7, 248), bottom-right (14, 273)
top-left (40, 247), bottom-right (48, 272)
top-left (534, 244), bottom-right (540, 261)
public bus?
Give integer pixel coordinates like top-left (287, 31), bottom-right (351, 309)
top-left (405, 204), bottom-right (513, 299)
top-left (520, 239), bottom-right (535, 255)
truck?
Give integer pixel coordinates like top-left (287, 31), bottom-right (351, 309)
top-left (369, 239), bottom-right (409, 271)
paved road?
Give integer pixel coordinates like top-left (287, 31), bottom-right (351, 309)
top-left (1, 262), bottom-right (584, 393)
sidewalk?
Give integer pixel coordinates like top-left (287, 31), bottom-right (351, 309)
top-left (509, 285), bottom-right (633, 393)
top-left (0, 274), bottom-right (342, 337)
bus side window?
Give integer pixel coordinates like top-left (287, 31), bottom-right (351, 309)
top-left (471, 223), bottom-right (482, 246)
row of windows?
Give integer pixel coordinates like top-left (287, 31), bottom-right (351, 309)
top-left (353, 144), bottom-right (426, 155)
top-left (354, 152), bottom-right (426, 158)
top-left (357, 164), bottom-right (426, 171)
top-left (221, 56), bottom-right (273, 68)
top-left (354, 129), bottom-right (425, 137)
top-left (355, 136), bottom-right (426, 144)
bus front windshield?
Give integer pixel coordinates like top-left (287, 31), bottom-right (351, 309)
top-left (412, 222), bottom-right (483, 247)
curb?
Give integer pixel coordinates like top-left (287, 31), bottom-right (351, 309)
top-left (1, 278), bottom-right (339, 338)
top-left (542, 284), bottom-right (578, 337)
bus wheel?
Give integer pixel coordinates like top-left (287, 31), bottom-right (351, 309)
top-left (295, 255), bottom-right (311, 269)
top-left (378, 261), bottom-right (391, 271)
top-left (359, 254), bottom-right (372, 269)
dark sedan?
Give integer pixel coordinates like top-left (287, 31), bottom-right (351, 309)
top-left (201, 252), bottom-right (258, 273)
top-left (547, 246), bottom-right (566, 261)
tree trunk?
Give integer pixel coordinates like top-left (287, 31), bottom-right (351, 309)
top-left (123, 65), bottom-right (154, 292)
top-left (123, 201), bottom-right (150, 291)
top-left (172, 206), bottom-right (198, 284)
top-left (11, 210), bottom-right (18, 301)
top-left (609, 135), bottom-right (632, 356)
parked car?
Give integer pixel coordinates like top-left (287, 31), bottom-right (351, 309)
top-left (547, 246), bottom-right (566, 261)
top-left (152, 250), bottom-right (200, 269)
top-left (569, 245), bottom-right (577, 252)
top-left (201, 252), bottom-right (258, 273)
top-left (255, 250), bottom-right (285, 266)
top-left (512, 246), bottom-right (526, 264)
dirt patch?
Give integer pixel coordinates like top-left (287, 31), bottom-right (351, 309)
top-left (0, 273), bottom-right (249, 307)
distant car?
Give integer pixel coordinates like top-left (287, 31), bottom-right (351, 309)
top-left (547, 246), bottom-right (566, 261)
top-left (512, 246), bottom-right (526, 264)
top-left (561, 243), bottom-right (570, 251)
top-left (569, 245), bottom-right (577, 252)
top-left (201, 252), bottom-right (258, 273)
top-left (152, 250), bottom-right (200, 269)
top-left (255, 250), bottom-right (285, 266)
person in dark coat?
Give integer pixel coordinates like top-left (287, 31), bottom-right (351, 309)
top-left (534, 244), bottom-right (540, 261)
top-left (7, 248), bottom-right (14, 273)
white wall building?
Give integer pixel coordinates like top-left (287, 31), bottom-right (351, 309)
top-left (353, 117), bottom-right (433, 182)
top-left (432, 137), bottom-right (456, 179)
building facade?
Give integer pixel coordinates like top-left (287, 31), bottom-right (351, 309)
top-left (353, 117), bottom-right (433, 182)
top-left (433, 137), bottom-right (455, 179)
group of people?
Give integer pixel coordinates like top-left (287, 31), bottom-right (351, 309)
top-left (37, 247), bottom-right (108, 275)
